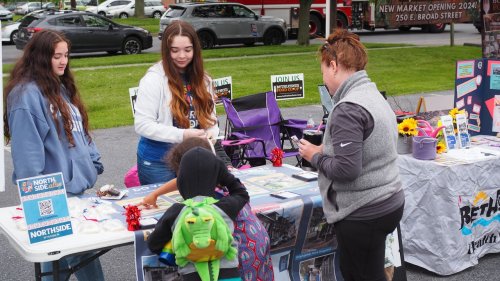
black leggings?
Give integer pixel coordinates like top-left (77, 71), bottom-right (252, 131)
top-left (334, 204), bottom-right (404, 281)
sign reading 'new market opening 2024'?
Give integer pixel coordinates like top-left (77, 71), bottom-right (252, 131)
top-left (17, 172), bottom-right (73, 244)
top-left (376, 0), bottom-right (479, 27)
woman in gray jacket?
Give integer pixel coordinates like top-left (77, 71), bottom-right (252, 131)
top-left (299, 29), bottom-right (404, 281)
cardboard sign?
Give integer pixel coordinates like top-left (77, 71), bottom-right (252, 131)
top-left (212, 76), bottom-right (232, 105)
top-left (17, 173), bottom-right (73, 244)
top-left (271, 73), bottom-right (304, 100)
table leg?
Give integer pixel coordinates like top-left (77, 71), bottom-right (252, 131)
top-left (53, 260), bottom-right (60, 281)
top-left (34, 263), bottom-right (42, 281)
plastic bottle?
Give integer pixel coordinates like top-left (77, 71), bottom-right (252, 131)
top-left (306, 114), bottom-right (315, 128)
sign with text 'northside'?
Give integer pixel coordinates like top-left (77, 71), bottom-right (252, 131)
top-left (377, 0), bottom-right (479, 27)
top-left (271, 73), bottom-right (304, 100)
top-left (17, 173), bottom-right (73, 244)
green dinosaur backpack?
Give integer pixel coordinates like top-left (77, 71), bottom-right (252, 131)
top-left (168, 197), bottom-right (238, 281)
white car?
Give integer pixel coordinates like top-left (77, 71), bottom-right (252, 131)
top-left (106, 0), bottom-right (165, 19)
top-left (86, 0), bottom-right (131, 16)
top-left (0, 5), bottom-right (14, 21)
top-left (1, 21), bottom-right (20, 43)
top-left (14, 2), bottom-right (41, 15)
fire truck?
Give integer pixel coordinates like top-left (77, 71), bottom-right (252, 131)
top-left (231, 0), bottom-right (448, 36)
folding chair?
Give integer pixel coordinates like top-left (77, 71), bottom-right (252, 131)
top-left (221, 92), bottom-right (307, 167)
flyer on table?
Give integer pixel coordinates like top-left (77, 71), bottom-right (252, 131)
top-left (17, 172), bottom-right (73, 244)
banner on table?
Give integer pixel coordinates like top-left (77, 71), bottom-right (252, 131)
top-left (459, 189), bottom-right (500, 255)
top-left (17, 172), bottom-right (73, 244)
top-left (271, 73), bottom-right (304, 100)
top-left (133, 165), bottom-right (406, 280)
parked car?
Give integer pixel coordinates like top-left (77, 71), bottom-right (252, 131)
top-left (42, 2), bottom-right (56, 9)
top-left (106, 0), bottom-right (165, 19)
top-left (159, 2), bottom-right (287, 49)
top-left (14, 10), bottom-right (153, 54)
top-left (0, 5), bottom-right (14, 21)
top-left (86, 0), bottom-right (131, 16)
top-left (15, 2), bottom-right (41, 15)
top-left (4, 3), bottom-right (22, 12)
top-left (2, 9), bottom-right (48, 44)
top-left (1, 20), bottom-right (20, 43)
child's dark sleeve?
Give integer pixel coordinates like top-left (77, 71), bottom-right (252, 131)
top-left (147, 203), bottom-right (185, 254)
top-left (215, 161), bottom-right (249, 221)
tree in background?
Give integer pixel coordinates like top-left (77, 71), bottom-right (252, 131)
top-left (329, 0), bottom-right (337, 37)
top-left (297, 0), bottom-right (339, 45)
top-left (136, 0), bottom-right (144, 18)
top-left (297, 0), bottom-right (313, 46)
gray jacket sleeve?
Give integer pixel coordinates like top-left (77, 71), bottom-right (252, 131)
top-left (311, 102), bottom-right (374, 182)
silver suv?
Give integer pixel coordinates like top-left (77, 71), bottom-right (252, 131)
top-left (159, 2), bottom-right (287, 49)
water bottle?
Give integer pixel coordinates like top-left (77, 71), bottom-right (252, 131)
top-left (306, 114), bottom-right (315, 128)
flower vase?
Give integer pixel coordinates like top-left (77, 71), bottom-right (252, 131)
top-left (397, 135), bottom-right (413, 154)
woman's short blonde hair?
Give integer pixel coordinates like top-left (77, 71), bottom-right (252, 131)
top-left (319, 29), bottom-right (367, 72)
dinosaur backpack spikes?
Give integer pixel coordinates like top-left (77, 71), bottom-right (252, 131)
top-left (169, 197), bottom-right (237, 281)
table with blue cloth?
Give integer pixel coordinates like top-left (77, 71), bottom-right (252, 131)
top-left (0, 164), bottom-right (406, 281)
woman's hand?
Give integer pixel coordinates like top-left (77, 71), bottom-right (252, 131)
top-left (183, 129), bottom-right (206, 139)
top-left (298, 139), bottom-right (323, 162)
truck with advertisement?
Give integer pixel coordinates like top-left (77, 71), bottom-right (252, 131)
top-left (229, 0), bottom-right (480, 36)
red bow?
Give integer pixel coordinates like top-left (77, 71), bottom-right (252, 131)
top-left (271, 147), bottom-right (284, 167)
top-left (124, 205), bottom-right (141, 231)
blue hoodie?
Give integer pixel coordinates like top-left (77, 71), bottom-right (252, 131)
top-left (7, 82), bottom-right (104, 195)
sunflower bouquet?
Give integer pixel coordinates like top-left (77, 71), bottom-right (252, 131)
top-left (396, 118), bottom-right (418, 154)
top-left (397, 118), bottom-right (418, 137)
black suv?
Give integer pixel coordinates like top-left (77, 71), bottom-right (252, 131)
top-left (15, 10), bottom-right (153, 54)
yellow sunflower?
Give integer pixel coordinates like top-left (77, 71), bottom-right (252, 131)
top-left (436, 140), bottom-right (447, 154)
top-left (398, 118), bottom-right (418, 136)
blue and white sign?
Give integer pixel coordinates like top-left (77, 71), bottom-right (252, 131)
top-left (17, 172), bottom-right (73, 244)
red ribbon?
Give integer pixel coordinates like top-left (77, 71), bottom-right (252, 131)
top-left (271, 147), bottom-right (284, 167)
top-left (124, 205), bottom-right (141, 231)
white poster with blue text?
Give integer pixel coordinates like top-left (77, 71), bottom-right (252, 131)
top-left (17, 172), bottom-right (73, 244)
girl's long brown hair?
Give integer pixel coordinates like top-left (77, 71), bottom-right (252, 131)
top-left (160, 21), bottom-right (216, 129)
top-left (3, 30), bottom-right (91, 146)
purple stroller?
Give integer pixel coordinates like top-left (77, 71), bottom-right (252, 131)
top-left (221, 92), bottom-right (307, 167)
